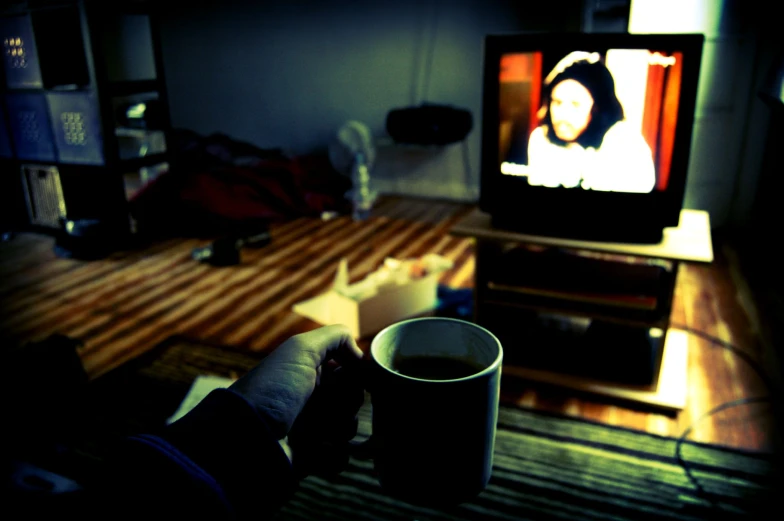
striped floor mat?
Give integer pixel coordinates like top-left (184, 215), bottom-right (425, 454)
top-left (275, 400), bottom-right (777, 521)
top-left (70, 337), bottom-right (779, 520)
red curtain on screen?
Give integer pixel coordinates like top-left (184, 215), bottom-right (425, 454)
top-left (641, 52), bottom-right (683, 191)
top-left (498, 52), bottom-right (542, 162)
top-left (528, 52), bottom-right (543, 139)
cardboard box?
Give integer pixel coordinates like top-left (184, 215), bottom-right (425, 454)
top-left (292, 254), bottom-right (452, 339)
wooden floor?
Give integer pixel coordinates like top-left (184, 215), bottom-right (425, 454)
top-left (0, 196), bottom-right (779, 453)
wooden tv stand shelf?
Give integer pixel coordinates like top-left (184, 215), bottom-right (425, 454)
top-left (450, 208), bottom-right (713, 413)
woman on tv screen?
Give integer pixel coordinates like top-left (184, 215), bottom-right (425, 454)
top-left (522, 51), bottom-right (656, 193)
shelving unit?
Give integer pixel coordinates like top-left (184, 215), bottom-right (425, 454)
top-left (450, 207), bottom-right (713, 413)
top-left (0, 0), bottom-right (170, 242)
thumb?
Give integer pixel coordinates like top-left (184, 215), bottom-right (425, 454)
top-left (280, 324), bottom-right (363, 369)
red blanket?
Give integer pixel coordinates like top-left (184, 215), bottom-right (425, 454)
top-left (130, 130), bottom-right (352, 238)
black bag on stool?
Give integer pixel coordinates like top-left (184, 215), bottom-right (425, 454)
top-left (386, 103), bottom-right (473, 146)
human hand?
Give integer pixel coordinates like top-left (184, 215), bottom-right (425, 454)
top-left (229, 324), bottom-right (365, 441)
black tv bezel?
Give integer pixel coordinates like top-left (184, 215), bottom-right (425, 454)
top-left (479, 32), bottom-right (704, 242)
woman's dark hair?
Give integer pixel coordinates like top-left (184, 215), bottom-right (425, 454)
top-left (538, 58), bottom-right (624, 149)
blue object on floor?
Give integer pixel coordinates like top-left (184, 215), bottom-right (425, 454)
top-left (436, 285), bottom-right (473, 319)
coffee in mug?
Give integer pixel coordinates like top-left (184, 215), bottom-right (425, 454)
top-left (369, 317), bottom-right (503, 505)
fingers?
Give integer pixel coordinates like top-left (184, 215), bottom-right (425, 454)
top-left (318, 365), bottom-right (366, 423)
top-left (290, 365), bottom-right (365, 441)
top-left (288, 363), bottom-right (366, 478)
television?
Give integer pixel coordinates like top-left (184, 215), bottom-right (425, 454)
top-left (480, 32), bottom-right (704, 243)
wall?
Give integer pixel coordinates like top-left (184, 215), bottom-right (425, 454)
top-left (629, 0), bottom-right (776, 229)
top-left (156, 0), bottom-right (582, 201)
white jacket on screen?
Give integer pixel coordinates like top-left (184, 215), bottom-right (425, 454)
top-left (526, 121), bottom-right (656, 193)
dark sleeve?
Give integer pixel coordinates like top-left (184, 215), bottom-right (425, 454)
top-left (90, 388), bottom-right (297, 520)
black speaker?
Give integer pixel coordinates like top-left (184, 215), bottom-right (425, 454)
top-left (386, 103), bottom-right (472, 146)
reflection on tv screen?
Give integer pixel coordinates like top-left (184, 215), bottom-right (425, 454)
top-left (498, 49), bottom-right (683, 194)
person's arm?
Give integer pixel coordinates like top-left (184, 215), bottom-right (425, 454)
top-left (89, 388), bottom-right (295, 520)
top-left (51, 325), bottom-right (363, 521)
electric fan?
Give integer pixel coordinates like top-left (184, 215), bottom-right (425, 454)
top-left (328, 121), bottom-right (377, 220)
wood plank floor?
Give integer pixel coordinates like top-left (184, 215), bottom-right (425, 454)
top-left (0, 196), bottom-right (779, 453)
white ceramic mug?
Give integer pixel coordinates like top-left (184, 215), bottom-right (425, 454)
top-left (369, 317), bottom-right (503, 505)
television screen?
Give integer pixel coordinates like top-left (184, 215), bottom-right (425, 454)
top-left (499, 48), bottom-right (685, 194)
top-left (481, 33), bottom-right (704, 242)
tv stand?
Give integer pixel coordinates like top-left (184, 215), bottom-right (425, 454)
top-left (490, 214), bottom-right (665, 244)
top-left (450, 208), bottom-right (713, 413)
